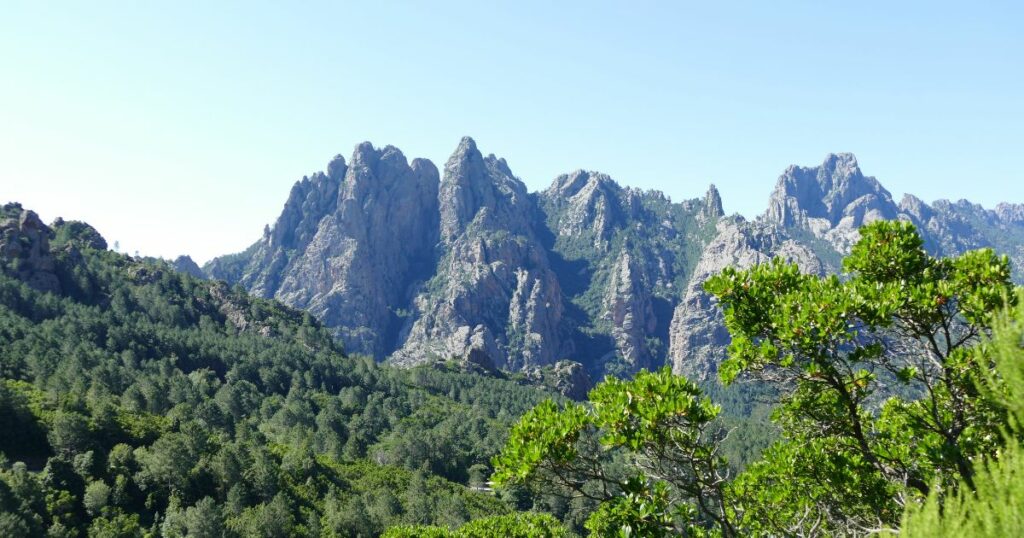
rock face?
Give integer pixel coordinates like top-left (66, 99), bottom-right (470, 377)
top-left (701, 184), bottom-right (724, 222)
top-left (524, 360), bottom-right (593, 400)
top-left (438, 137), bottom-right (534, 242)
top-left (206, 144), bottom-right (1024, 381)
top-left (537, 174), bottom-right (722, 376)
top-left (0, 203), bottom-right (62, 293)
top-left (274, 145), bottom-right (440, 357)
top-left (205, 154), bottom-right (347, 294)
top-left (542, 170), bottom-right (632, 252)
top-left (667, 219), bottom-right (823, 380)
top-left (602, 251), bottom-right (658, 371)
top-left (392, 138), bottom-right (572, 370)
top-left (764, 153), bottom-right (900, 253)
top-left (206, 143), bottom-right (440, 358)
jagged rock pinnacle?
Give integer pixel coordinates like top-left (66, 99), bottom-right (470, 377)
top-left (702, 184), bottom-right (724, 219)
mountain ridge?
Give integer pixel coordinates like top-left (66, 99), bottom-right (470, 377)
top-left (202, 138), bottom-right (1024, 381)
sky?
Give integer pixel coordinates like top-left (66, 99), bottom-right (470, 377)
top-left (1, 1), bottom-right (1021, 263)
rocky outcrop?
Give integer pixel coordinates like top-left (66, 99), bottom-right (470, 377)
top-left (392, 138), bottom-right (572, 370)
top-left (275, 144), bottom-right (440, 357)
top-left (171, 255), bottom-right (206, 279)
top-left (912, 199), bottom-right (1024, 281)
top-left (701, 184), bottom-right (724, 221)
top-left (439, 137), bottom-right (534, 242)
top-left (524, 360), bottom-right (593, 400)
top-left (667, 219), bottom-right (823, 381)
top-left (995, 203), bottom-right (1024, 225)
top-left (542, 171), bottom-right (630, 251)
top-left (0, 203), bottom-right (61, 293)
top-left (765, 153), bottom-right (899, 253)
top-left (204, 144), bottom-right (439, 358)
top-left (50, 218), bottom-right (108, 250)
top-left (537, 172), bottom-right (715, 376)
top-left (602, 250), bottom-right (657, 370)
top-left (205, 156), bottom-right (346, 294)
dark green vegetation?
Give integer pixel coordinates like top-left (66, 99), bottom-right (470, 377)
top-left (895, 295), bottom-right (1024, 536)
top-left (465, 221), bottom-right (1024, 536)
top-left (383, 513), bottom-right (572, 538)
top-left (0, 205), bottom-right (563, 536)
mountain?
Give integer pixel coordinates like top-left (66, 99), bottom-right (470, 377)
top-left (206, 141), bottom-right (1024, 381)
top-left (206, 143), bottom-right (440, 359)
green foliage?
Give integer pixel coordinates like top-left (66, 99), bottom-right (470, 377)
top-left (727, 436), bottom-right (897, 535)
top-left (82, 480), bottom-right (110, 516)
top-left (980, 290), bottom-right (1024, 432)
top-left (0, 380), bottom-right (50, 462)
top-left (492, 368), bottom-right (735, 536)
top-left (457, 512), bottom-right (573, 537)
top-left (50, 219), bottom-right (107, 250)
top-left (583, 479), bottom-right (676, 537)
top-left (384, 512), bottom-right (573, 537)
top-left (705, 220), bottom-right (1017, 534)
top-left (897, 441), bottom-right (1024, 537)
top-left (895, 290), bottom-right (1024, 536)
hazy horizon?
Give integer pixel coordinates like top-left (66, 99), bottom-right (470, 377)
top-left (3, 1), bottom-right (1022, 263)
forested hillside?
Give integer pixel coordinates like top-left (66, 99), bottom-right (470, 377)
top-left (0, 203), bottom-right (568, 536)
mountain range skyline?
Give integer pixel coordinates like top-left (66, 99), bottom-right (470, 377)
top-left (174, 136), bottom-right (1024, 382)
top-left (200, 138), bottom-right (1018, 265)
top-left (9, 137), bottom-right (1020, 266)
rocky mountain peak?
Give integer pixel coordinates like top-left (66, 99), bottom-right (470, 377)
top-left (350, 141), bottom-right (381, 166)
top-left (341, 143), bottom-right (432, 205)
top-left (767, 153), bottom-right (896, 223)
top-left (411, 157), bottom-right (439, 180)
top-left (821, 152), bottom-right (860, 177)
top-left (455, 135), bottom-right (478, 154)
top-left (268, 168), bottom-right (344, 253)
top-left (541, 170), bottom-right (627, 249)
top-left (268, 140), bottom-right (440, 357)
top-left (439, 137), bottom-right (532, 241)
top-left (764, 153), bottom-right (900, 252)
top-left (488, 154), bottom-right (514, 178)
top-left (899, 193), bottom-right (933, 222)
top-left (546, 170), bottom-right (620, 200)
top-left (327, 154), bottom-right (347, 181)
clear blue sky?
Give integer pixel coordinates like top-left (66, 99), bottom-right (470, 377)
top-left (2, 1), bottom-right (1021, 263)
